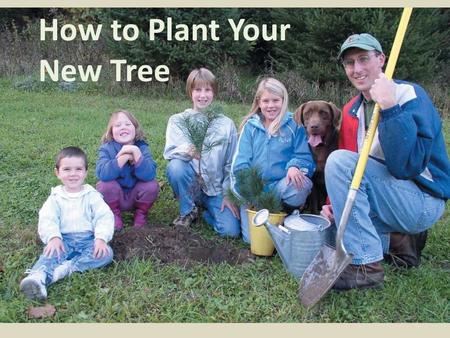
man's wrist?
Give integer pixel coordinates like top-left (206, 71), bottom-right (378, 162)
top-left (378, 99), bottom-right (397, 110)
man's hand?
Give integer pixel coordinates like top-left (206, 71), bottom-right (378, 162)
top-left (370, 73), bottom-right (397, 110)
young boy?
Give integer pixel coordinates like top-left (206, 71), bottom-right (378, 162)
top-left (20, 146), bottom-right (114, 301)
top-left (163, 68), bottom-right (241, 237)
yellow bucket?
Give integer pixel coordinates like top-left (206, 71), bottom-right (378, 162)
top-left (247, 209), bottom-right (287, 256)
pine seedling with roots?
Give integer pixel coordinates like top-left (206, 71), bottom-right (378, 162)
top-left (232, 167), bottom-right (283, 213)
top-left (175, 103), bottom-right (226, 194)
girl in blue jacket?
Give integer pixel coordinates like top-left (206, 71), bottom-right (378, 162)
top-left (231, 77), bottom-right (315, 243)
top-left (96, 110), bottom-right (159, 231)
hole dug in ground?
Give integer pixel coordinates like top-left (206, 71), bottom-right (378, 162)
top-left (111, 224), bottom-right (255, 266)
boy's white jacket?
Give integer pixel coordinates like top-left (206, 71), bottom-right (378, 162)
top-left (38, 184), bottom-right (114, 244)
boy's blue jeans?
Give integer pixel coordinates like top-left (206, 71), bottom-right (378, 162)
top-left (239, 175), bottom-right (313, 243)
top-left (326, 150), bottom-right (445, 265)
top-left (28, 232), bottom-right (113, 285)
top-left (166, 159), bottom-right (240, 237)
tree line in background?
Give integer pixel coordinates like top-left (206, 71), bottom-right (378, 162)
top-left (0, 8), bottom-right (449, 109)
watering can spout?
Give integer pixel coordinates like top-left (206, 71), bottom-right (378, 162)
top-left (267, 224), bottom-right (292, 268)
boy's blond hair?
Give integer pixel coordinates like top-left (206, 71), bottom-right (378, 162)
top-left (186, 68), bottom-right (218, 99)
top-left (239, 77), bottom-right (289, 136)
top-left (101, 110), bottom-right (146, 144)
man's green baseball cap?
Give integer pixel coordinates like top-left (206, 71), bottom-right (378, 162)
top-left (338, 33), bottom-right (383, 59)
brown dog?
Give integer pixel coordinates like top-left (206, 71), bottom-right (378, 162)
top-left (294, 100), bottom-right (341, 214)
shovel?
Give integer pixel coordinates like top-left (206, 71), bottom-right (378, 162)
top-left (298, 7), bottom-right (414, 309)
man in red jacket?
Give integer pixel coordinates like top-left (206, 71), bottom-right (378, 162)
top-left (321, 33), bottom-right (449, 290)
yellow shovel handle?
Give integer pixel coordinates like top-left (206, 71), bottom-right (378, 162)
top-left (350, 7), bottom-right (413, 190)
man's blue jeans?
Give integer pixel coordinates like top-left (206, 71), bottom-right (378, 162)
top-left (166, 159), bottom-right (240, 237)
top-left (28, 232), bottom-right (113, 285)
top-left (239, 175), bottom-right (313, 243)
top-left (325, 150), bottom-right (445, 265)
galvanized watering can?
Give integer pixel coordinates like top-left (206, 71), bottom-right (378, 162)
top-left (253, 209), bottom-right (334, 279)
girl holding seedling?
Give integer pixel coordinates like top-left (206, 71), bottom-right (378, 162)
top-left (96, 110), bottom-right (159, 231)
top-left (163, 67), bottom-right (240, 237)
top-left (231, 77), bottom-right (315, 243)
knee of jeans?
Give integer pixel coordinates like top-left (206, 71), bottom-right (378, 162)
top-left (106, 246), bottom-right (114, 262)
top-left (166, 159), bottom-right (190, 179)
top-left (284, 179), bottom-right (312, 201)
top-left (207, 208), bottom-right (241, 238)
top-left (100, 246), bottom-right (114, 265)
top-left (216, 222), bottom-right (241, 238)
top-left (272, 178), bottom-right (288, 195)
top-left (283, 194), bottom-right (306, 208)
top-left (325, 150), bottom-right (356, 180)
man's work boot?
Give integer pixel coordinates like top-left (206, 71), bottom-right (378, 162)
top-left (384, 231), bottom-right (428, 268)
top-left (332, 262), bottom-right (384, 291)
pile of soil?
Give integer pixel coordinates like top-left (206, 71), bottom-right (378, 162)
top-left (111, 225), bottom-right (255, 266)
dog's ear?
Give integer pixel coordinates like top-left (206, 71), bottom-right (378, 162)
top-left (294, 102), bottom-right (308, 126)
top-left (327, 101), bottom-right (342, 130)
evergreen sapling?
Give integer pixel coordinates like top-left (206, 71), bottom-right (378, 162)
top-left (175, 103), bottom-right (226, 195)
top-left (231, 167), bottom-right (283, 214)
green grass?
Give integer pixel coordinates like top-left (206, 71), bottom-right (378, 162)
top-left (0, 80), bottom-right (449, 323)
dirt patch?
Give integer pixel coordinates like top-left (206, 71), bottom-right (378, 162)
top-left (27, 304), bottom-right (56, 319)
top-left (111, 225), bottom-right (254, 266)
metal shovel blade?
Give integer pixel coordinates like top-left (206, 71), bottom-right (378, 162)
top-left (299, 244), bottom-right (353, 308)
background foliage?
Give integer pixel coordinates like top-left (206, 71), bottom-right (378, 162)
top-left (94, 9), bottom-right (253, 77)
top-left (1, 8), bottom-right (449, 86)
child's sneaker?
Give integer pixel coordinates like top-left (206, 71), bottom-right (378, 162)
top-left (173, 206), bottom-right (198, 227)
top-left (51, 260), bottom-right (73, 284)
top-left (20, 270), bottom-right (47, 301)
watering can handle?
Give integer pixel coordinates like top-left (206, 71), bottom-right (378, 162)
top-left (278, 225), bottom-right (291, 234)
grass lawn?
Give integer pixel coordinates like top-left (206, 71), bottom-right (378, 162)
top-left (0, 80), bottom-right (448, 323)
